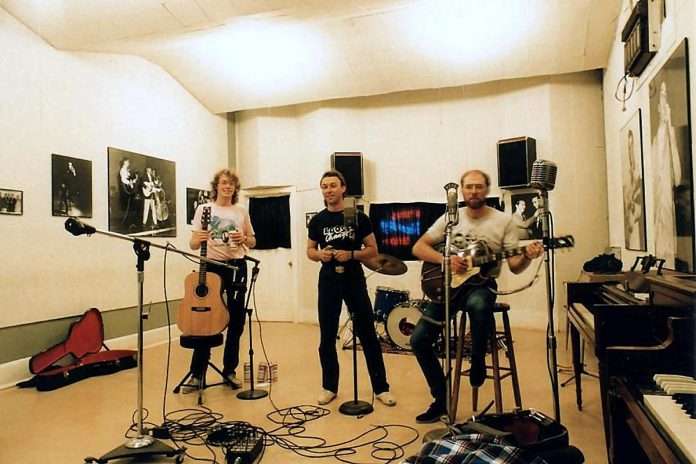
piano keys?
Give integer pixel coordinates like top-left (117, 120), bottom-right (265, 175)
top-left (565, 270), bottom-right (696, 463)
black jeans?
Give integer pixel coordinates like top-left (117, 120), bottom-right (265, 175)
top-left (317, 269), bottom-right (390, 394)
top-left (411, 285), bottom-right (496, 404)
top-left (189, 259), bottom-right (248, 379)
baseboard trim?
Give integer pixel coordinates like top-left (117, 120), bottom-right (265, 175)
top-left (0, 324), bottom-right (182, 391)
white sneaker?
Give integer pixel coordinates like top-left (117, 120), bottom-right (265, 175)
top-left (317, 389), bottom-right (337, 405)
top-left (375, 391), bottom-right (397, 407)
top-left (227, 374), bottom-right (243, 389)
top-left (181, 377), bottom-right (201, 394)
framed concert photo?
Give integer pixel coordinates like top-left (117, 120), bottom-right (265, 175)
top-left (186, 187), bottom-right (211, 225)
top-left (648, 38), bottom-right (694, 272)
top-left (51, 154), bottom-right (92, 218)
top-left (619, 110), bottom-right (647, 251)
top-left (0, 188), bottom-right (23, 215)
top-left (107, 147), bottom-right (177, 237)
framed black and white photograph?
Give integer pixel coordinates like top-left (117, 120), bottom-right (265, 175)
top-left (107, 147), bottom-right (177, 237)
top-left (510, 191), bottom-right (544, 240)
top-left (0, 188), bottom-right (23, 215)
top-left (620, 110), bottom-right (647, 250)
top-left (648, 38), bottom-right (694, 272)
top-left (186, 187), bottom-right (211, 225)
top-left (51, 154), bottom-right (92, 217)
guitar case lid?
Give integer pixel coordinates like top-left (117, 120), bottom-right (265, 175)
top-left (29, 308), bottom-right (106, 374)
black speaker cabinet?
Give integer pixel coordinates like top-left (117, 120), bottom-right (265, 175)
top-left (331, 152), bottom-right (364, 197)
top-left (497, 137), bottom-right (536, 189)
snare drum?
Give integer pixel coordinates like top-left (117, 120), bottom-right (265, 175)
top-left (374, 287), bottom-right (410, 322)
top-left (386, 299), bottom-right (428, 350)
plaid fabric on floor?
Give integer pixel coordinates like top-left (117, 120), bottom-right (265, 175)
top-left (402, 433), bottom-right (548, 464)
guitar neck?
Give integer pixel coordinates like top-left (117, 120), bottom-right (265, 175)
top-left (199, 242), bottom-right (208, 284)
top-left (472, 246), bottom-right (526, 266)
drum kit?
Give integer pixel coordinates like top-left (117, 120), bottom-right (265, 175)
top-left (361, 253), bottom-right (428, 352)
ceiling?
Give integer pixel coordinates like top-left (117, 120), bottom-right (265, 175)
top-left (1, 0), bottom-right (623, 113)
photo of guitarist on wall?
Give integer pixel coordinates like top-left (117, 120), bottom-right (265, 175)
top-left (410, 169), bottom-right (544, 424)
top-left (107, 147), bottom-right (176, 237)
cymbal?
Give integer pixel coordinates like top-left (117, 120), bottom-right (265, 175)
top-left (363, 253), bottom-right (407, 275)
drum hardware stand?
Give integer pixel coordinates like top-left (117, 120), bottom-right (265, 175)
top-left (65, 218), bottom-right (238, 464)
top-left (237, 258), bottom-right (268, 400)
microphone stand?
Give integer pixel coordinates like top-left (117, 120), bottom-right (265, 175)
top-left (237, 259), bottom-right (268, 400)
top-left (339, 201), bottom-right (373, 417)
top-left (443, 220), bottom-right (455, 424)
top-left (538, 191), bottom-right (561, 423)
top-left (68, 218), bottom-right (237, 464)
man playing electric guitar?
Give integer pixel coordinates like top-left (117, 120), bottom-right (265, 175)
top-left (410, 169), bottom-right (543, 423)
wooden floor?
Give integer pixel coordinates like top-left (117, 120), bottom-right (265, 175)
top-left (0, 322), bottom-right (606, 463)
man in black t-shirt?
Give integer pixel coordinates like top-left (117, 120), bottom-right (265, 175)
top-left (307, 170), bottom-right (396, 407)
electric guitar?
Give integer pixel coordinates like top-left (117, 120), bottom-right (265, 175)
top-left (421, 235), bottom-right (575, 302)
top-left (177, 206), bottom-right (229, 336)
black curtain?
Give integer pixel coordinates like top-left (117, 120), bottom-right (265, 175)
top-left (369, 202), bottom-right (445, 261)
top-left (248, 195), bottom-right (291, 250)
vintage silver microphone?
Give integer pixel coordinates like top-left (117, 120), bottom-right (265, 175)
top-left (530, 159), bottom-right (557, 191)
top-left (444, 182), bottom-right (459, 226)
top-left (530, 160), bottom-right (557, 238)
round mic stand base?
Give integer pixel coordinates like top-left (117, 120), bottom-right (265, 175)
top-left (339, 399), bottom-right (374, 416)
top-left (237, 389), bottom-right (269, 400)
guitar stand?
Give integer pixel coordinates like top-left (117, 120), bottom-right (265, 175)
top-left (173, 361), bottom-right (227, 406)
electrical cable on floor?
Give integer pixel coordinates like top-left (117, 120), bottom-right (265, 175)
top-left (140, 246), bottom-right (421, 463)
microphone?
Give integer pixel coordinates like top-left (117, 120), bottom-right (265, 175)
top-left (343, 197), bottom-right (357, 228)
top-left (243, 255), bottom-right (260, 265)
top-left (444, 182), bottom-right (459, 225)
top-left (64, 217), bottom-right (96, 236)
top-left (530, 160), bottom-right (558, 191)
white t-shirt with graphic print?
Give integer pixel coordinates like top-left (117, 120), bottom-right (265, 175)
top-left (191, 202), bottom-right (255, 261)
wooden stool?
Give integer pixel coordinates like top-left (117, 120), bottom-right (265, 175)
top-left (173, 333), bottom-right (227, 405)
top-left (451, 302), bottom-right (522, 420)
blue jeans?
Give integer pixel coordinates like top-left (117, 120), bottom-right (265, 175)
top-left (411, 286), bottom-right (496, 404)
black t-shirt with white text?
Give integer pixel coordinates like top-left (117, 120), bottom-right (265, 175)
top-left (308, 208), bottom-right (372, 276)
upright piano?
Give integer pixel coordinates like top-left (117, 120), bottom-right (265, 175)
top-left (565, 270), bottom-right (696, 463)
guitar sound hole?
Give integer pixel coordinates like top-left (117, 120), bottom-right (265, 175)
top-left (195, 284), bottom-right (209, 298)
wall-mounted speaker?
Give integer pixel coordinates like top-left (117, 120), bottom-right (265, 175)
top-left (331, 152), bottom-right (364, 197)
top-left (497, 137), bottom-right (536, 189)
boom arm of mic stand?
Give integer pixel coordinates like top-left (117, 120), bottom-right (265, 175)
top-left (65, 219), bottom-right (238, 272)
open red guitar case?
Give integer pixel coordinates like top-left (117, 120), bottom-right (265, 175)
top-left (17, 308), bottom-right (137, 391)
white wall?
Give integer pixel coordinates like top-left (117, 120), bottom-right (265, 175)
top-left (603, 0), bottom-right (696, 270)
top-left (0, 9), bottom-right (228, 328)
top-left (236, 72), bottom-right (608, 329)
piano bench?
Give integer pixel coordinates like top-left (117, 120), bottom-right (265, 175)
top-left (451, 302), bottom-right (523, 420)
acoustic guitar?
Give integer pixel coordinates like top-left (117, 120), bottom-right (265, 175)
top-left (421, 235), bottom-right (575, 302)
top-left (177, 206), bottom-right (230, 336)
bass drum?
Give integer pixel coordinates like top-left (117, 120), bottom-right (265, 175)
top-left (386, 300), bottom-right (428, 351)
top-left (374, 286), bottom-right (409, 323)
